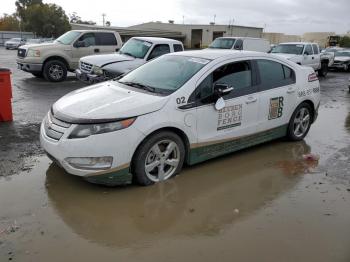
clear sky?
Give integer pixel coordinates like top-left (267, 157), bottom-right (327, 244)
top-left (2, 0), bottom-right (350, 35)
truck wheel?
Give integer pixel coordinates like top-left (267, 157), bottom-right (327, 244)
top-left (133, 131), bottom-right (185, 186)
top-left (287, 103), bottom-right (313, 141)
top-left (31, 72), bottom-right (43, 78)
top-left (318, 62), bottom-right (328, 77)
top-left (43, 60), bottom-right (67, 82)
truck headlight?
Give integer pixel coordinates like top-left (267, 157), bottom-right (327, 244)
top-left (27, 49), bottom-right (40, 57)
top-left (92, 65), bottom-right (103, 75)
top-left (68, 118), bottom-right (136, 139)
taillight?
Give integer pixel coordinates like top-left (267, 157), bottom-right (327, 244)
top-left (308, 72), bottom-right (318, 82)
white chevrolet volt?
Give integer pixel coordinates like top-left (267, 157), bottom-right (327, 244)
top-left (40, 50), bottom-right (320, 186)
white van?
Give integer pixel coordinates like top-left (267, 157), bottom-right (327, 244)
top-left (208, 37), bottom-right (270, 52)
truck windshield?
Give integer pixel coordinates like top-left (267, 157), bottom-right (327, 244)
top-left (118, 55), bottom-right (210, 94)
top-left (208, 38), bottom-right (236, 49)
top-left (271, 44), bottom-right (304, 55)
top-left (335, 51), bottom-right (350, 57)
top-left (119, 39), bottom-right (152, 59)
top-left (55, 31), bottom-right (81, 45)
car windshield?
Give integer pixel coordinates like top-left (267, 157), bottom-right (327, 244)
top-left (55, 31), bottom-right (81, 45)
top-left (118, 55), bottom-right (210, 94)
top-left (119, 38), bottom-right (152, 59)
top-left (208, 38), bottom-right (235, 49)
top-left (271, 44), bottom-right (304, 55)
top-left (9, 38), bottom-right (21, 42)
top-left (335, 51), bottom-right (350, 57)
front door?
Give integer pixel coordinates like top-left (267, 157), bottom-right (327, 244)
top-left (72, 33), bottom-right (97, 68)
top-left (302, 44), bottom-right (315, 69)
top-left (191, 59), bottom-right (259, 163)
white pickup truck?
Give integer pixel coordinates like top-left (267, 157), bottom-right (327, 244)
top-left (76, 37), bottom-right (184, 84)
top-left (271, 42), bottom-right (334, 77)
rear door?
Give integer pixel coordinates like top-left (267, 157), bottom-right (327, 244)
top-left (95, 32), bottom-right (120, 54)
top-left (255, 59), bottom-right (297, 132)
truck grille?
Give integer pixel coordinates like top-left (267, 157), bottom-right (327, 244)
top-left (44, 112), bottom-right (71, 141)
top-left (80, 61), bottom-right (93, 73)
top-left (17, 48), bottom-right (26, 58)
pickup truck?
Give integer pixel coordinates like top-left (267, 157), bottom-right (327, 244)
top-left (16, 30), bottom-right (122, 82)
top-left (76, 37), bottom-right (184, 83)
top-left (271, 42), bottom-right (333, 77)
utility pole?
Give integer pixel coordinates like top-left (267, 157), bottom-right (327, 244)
top-left (213, 14), bottom-right (216, 25)
top-left (102, 13), bottom-right (106, 27)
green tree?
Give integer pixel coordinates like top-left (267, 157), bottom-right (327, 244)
top-left (69, 12), bottom-right (96, 25)
top-left (339, 36), bottom-right (350, 48)
top-left (23, 3), bottom-right (71, 37)
top-left (15, 0), bottom-right (42, 21)
top-left (0, 14), bottom-right (20, 31)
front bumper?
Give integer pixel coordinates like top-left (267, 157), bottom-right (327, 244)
top-left (75, 69), bottom-right (107, 84)
top-left (329, 63), bottom-right (348, 70)
top-left (40, 115), bottom-right (144, 186)
top-left (17, 61), bottom-right (43, 73)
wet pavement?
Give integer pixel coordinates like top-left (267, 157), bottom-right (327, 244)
top-left (0, 47), bottom-right (350, 261)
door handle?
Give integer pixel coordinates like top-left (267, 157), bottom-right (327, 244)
top-left (245, 97), bottom-right (257, 104)
top-left (94, 48), bottom-right (100, 53)
top-left (312, 56), bottom-right (314, 59)
top-left (287, 88), bottom-right (296, 94)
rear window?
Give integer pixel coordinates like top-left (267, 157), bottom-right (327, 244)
top-left (96, 33), bottom-right (117, 46)
top-left (173, 44), bottom-right (183, 52)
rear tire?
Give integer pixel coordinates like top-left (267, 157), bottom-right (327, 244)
top-left (133, 131), bottom-right (185, 186)
top-left (318, 62), bottom-right (328, 77)
top-left (43, 60), bottom-right (67, 82)
top-left (287, 103), bottom-right (313, 141)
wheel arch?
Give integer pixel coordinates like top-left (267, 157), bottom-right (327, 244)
top-left (297, 99), bottom-right (315, 122)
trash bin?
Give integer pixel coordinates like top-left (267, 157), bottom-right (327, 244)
top-left (0, 68), bottom-right (13, 122)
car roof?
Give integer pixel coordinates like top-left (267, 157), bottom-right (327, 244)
top-left (72, 29), bottom-right (117, 33)
top-left (279, 42), bottom-right (315, 45)
top-left (170, 49), bottom-right (271, 60)
top-left (216, 37), bottom-right (265, 40)
top-left (132, 36), bottom-right (182, 44)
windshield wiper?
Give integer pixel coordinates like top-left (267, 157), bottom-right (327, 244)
top-left (119, 81), bottom-right (156, 93)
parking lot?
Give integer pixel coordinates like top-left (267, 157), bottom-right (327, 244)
top-left (1, 46), bottom-right (350, 261)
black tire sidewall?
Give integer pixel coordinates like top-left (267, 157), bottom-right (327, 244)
top-left (133, 131), bottom-right (185, 186)
top-left (43, 60), bottom-right (67, 82)
top-left (287, 103), bottom-right (313, 141)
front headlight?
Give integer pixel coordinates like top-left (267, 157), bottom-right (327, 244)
top-left (27, 49), bottom-right (40, 57)
top-left (92, 65), bottom-right (103, 75)
top-left (68, 117), bottom-right (136, 139)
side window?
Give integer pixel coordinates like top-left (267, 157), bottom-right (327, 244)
top-left (173, 44), bottom-right (183, 52)
top-left (257, 59), bottom-right (295, 91)
top-left (77, 33), bottom-right (96, 47)
top-left (147, 44), bottom-right (171, 60)
top-left (195, 61), bottom-right (253, 102)
top-left (304, 45), bottom-right (313, 55)
top-left (95, 33), bottom-right (117, 46)
top-left (312, 44), bottom-right (319, 54)
top-left (233, 39), bottom-right (243, 50)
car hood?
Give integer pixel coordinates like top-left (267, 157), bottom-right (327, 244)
top-left (80, 54), bottom-right (136, 67)
top-left (19, 42), bottom-right (56, 50)
top-left (272, 53), bottom-right (300, 60)
top-left (334, 57), bottom-right (350, 62)
top-left (102, 59), bottom-right (145, 75)
top-left (52, 81), bottom-right (168, 123)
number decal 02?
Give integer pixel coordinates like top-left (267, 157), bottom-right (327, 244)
top-left (176, 97), bottom-right (186, 104)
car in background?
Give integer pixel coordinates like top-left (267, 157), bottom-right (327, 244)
top-left (4, 38), bottom-right (26, 49)
top-left (271, 42), bottom-right (331, 77)
top-left (16, 30), bottom-right (122, 82)
top-left (76, 37), bottom-right (184, 83)
top-left (208, 37), bottom-right (270, 52)
top-left (329, 50), bottom-right (350, 71)
top-left (41, 50), bottom-right (320, 186)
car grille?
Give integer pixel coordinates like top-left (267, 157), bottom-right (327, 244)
top-left (17, 48), bottom-right (26, 58)
top-left (333, 60), bottom-right (343, 65)
top-left (80, 61), bottom-right (93, 73)
top-left (44, 112), bottom-right (71, 141)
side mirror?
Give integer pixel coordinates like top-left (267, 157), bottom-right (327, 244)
top-left (303, 51), bottom-right (309, 56)
top-left (75, 41), bottom-right (86, 48)
top-left (214, 83), bottom-right (234, 97)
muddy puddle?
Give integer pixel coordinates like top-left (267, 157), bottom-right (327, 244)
top-left (1, 103), bottom-right (350, 261)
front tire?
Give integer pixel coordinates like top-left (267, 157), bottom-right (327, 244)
top-left (287, 103), bottom-right (313, 141)
top-left (133, 131), bottom-right (185, 186)
top-left (43, 60), bottom-right (67, 82)
top-left (318, 62), bottom-right (328, 77)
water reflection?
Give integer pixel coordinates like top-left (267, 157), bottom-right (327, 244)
top-left (46, 140), bottom-right (315, 248)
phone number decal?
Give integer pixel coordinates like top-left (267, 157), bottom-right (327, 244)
top-left (298, 87), bottom-right (319, 97)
